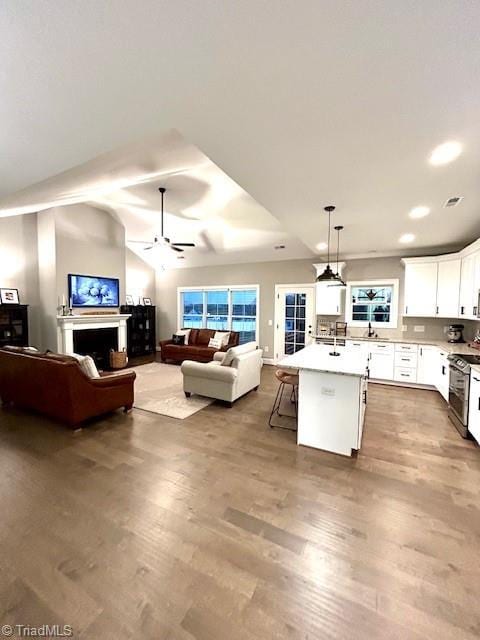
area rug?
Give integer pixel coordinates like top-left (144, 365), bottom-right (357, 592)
top-left (132, 362), bottom-right (214, 419)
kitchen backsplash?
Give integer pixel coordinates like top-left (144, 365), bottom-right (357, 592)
top-left (317, 316), bottom-right (479, 342)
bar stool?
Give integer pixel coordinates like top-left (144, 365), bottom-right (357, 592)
top-left (269, 369), bottom-right (299, 431)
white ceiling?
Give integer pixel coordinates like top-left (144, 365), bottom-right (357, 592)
top-left (1, 1), bottom-right (480, 265)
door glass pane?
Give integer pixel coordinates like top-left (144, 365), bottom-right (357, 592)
top-left (284, 291), bottom-right (307, 354)
top-left (206, 290), bottom-right (228, 330)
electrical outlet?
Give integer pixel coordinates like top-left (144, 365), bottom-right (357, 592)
top-left (414, 325), bottom-right (425, 332)
top-left (268, 319), bottom-right (273, 326)
top-left (401, 325), bottom-right (407, 332)
top-left (264, 345), bottom-right (269, 353)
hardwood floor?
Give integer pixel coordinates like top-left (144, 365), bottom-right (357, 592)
top-left (0, 365), bottom-right (479, 639)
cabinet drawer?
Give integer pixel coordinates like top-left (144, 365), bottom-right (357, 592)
top-left (370, 342), bottom-right (394, 354)
top-left (394, 353), bottom-right (418, 367)
top-left (394, 367), bottom-right (417, 383)
top-left (394, 343), bottom-right (418, 353)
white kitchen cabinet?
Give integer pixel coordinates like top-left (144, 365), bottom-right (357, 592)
top-left (416, 345), bottom-right (438, 386)
top-left (459, 253), bottom-right (476, 318)
top-left (404, 261), bottom-right (438, 317)
top-left (468, 371), bottom-right (480, 444)
top-left (436, 259), bottom-right (461, 318)
top-left (436, 350), bottom-right (449, 402)
top-left (357, 375), bottom-right (368, 448)
top-left (368, 343), bottom-right (394, 380)
top-left (472, 253), bottom-right (480, 317)
top-left (315, 283), bottom-right (343, 315)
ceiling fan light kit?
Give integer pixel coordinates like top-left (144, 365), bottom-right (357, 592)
top-left (129, 187), bottom-right (196, 255)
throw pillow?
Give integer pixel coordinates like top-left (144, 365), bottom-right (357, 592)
top-left (172, 334), bottom-right (185, 345)
top-left (208, 337), bottom-right (222, 349)
top-left (221, 342), bottom-right (257, 366)
top-left (71, 353), bottom-right (100, 379)
top-left (214, 331), bottom-right (230, 347)
top-left (175, 328), bottom-right (191, 345)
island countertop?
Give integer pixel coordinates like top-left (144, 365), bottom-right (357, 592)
top-left (278, 343), bottom-right (369, 377)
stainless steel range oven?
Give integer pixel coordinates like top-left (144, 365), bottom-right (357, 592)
top-left (447, 353), bottom-right (480, 437)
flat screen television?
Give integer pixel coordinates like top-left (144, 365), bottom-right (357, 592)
top-left (68, 274), bottom-right (119, 308)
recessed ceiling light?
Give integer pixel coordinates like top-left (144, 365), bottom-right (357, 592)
top-left (399, 233), bottom-right (415, 244)
top-left (316, 242), bottom-right (328, 251)
top-left (274, 244), bottom-right (286, 250)
top-left (429, 141), bottom-right (462, 166)
top-left (409, 206), bottom-right (430, 219)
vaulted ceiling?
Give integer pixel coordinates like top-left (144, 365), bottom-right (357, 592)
top-left (1, 1), bottom-right (480, 266)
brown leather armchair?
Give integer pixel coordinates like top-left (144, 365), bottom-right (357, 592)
top-left (0, 346), bottom-right (136, 427)
top-left (159, 328), bottom-right (239, 364)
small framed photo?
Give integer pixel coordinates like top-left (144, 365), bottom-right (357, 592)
top-left (125, 294), bottom-right (134, 305)
top-left (143, 297), bottom-right (152, 306)
top-left (0, 288), bottom-right (20, 304)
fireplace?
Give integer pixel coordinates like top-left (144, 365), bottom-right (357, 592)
top-left (57, 313), bottom-right (130, 365)
top-left (73, 327), bottom-right (118, 369)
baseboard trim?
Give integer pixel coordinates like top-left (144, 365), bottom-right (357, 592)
top-left (262, 357), bottom-right (276, 366)
top-left (369, 379), bottom-right (436, 391)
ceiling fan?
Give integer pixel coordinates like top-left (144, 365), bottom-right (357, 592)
top-left (129, 187), bottom-right (196, 253)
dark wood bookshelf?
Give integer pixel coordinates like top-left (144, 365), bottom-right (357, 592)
top-left (120, 305), bottom-right (156, 363)
top-left (0, 304), bottom-right (29, 348)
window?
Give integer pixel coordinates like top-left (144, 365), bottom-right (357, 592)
top-left (179, 286), bottom-right (259, 344)
top-left (346, 280), bottom-right (399, 328)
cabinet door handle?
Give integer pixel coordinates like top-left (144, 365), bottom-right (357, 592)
top-left (401, 358), bottom-right (409, 361)
top-left (473, 377), bottom-right (480, 382)
top-left (460, 306), bottom-right (465, 315)
top-left (420, 347), bottom-right (423, 356)
top-left (478, 397), bottom-right (480, 412)
top-left (436, 306), bottom-right (439, 315)
top-left (442, 365), bottom-right (446, 375)
top-left (401, 373), bottom-right (409, 377)
top-left (474, 306), bottom-right (478, 316)
top-left (405, 306), bottom-right (408, 314)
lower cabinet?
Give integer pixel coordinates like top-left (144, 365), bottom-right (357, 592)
top-left (468, 372), bottom-right (480, 444)
top-left (436, 350), bottom-right (450, 401)
top-left (417, 346), bottom-right (438, 385)
top-left (368, 343), bottom-right (394, 380)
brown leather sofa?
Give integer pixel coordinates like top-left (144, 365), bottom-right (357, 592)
top-left (0, 346), bottom-right (136, 427)
top-left (159, 328), bottom-right (239, 364)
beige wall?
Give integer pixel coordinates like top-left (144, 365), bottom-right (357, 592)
top-left (156, 255), bottom-right (480, 354)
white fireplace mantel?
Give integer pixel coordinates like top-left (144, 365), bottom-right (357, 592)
top-left (57, 314), bottom-right (131, 354)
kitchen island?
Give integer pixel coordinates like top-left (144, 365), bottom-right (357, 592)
top-left (279, 343), bottom-right (369, 456)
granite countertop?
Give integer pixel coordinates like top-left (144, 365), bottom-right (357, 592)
top-left (279, 344), bottom-right (368, 377)
top-left (314, 334), bottom-right (480, 356)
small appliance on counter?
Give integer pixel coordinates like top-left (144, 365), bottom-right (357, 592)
top-left (447, 324), bottom-right (465, 343)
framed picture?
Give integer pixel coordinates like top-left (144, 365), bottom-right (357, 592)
top-left (143, 297), bottom-right (152, 306)
top-left (125, 294), bottom-right (134, 305)
top-left (0, 288), bottom-right (20, 304)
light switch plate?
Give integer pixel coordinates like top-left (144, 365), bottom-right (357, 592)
top-left (264, 345), bottom-right (269, 353)
top-left (401, 325), bottom-right (407, 332)
top-left (268, 319), bottom-right (273, 326)
top-left (414, 325), bottom-right (425, 332)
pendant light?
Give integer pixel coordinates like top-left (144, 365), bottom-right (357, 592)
top-left (327, 225), bottom-right (347, 288)
top-left (316, 205), bottom-right (345, 284)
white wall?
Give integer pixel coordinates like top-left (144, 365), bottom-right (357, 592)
top-left (126, 248), bottom-right (156, 304)
top-left (0, 213), bottom-right (41, 346)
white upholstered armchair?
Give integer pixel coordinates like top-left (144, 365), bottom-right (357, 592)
top-left (180, 342), bottom-right (263, 406)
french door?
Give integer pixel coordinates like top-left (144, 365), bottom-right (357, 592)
top-left (274, 285), bottom-right (316, 362)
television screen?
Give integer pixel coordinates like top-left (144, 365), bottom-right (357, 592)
top-left (68, 274), bottom-right (119, 308)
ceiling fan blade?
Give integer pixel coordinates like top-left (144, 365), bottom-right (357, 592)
top-left (128, 240), bottom-right (152, 244)
top-left (144, 245), bottom-right (155, 251)
top-left (171, 242), bottom-right (196, 247)
top-left (170, 245), bottom-right (184, 253)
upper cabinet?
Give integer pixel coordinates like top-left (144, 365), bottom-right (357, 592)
top-left (459, 252), bottom-right (476, 319)
top-left (403, 261), bottom-right (438, 317)
top-left (313, 262), bottom-right (345, 316)
top-left (436, 258), bottom-right (461, 317)
top-left (403, 255), bottom-right (464, 319)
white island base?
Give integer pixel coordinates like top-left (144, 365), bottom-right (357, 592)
top-left (279, 344), bottom-right (368, 457)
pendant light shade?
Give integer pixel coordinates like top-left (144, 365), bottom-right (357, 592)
top-left (316, 205), bottom-right (346, 285)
